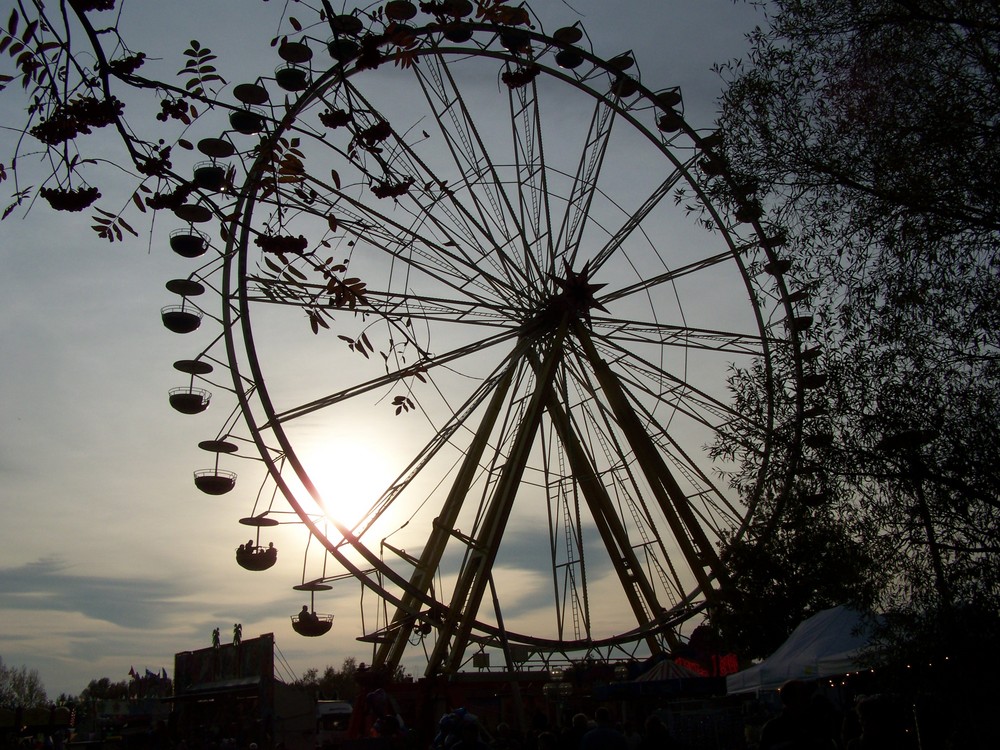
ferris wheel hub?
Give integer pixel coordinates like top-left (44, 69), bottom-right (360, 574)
top-left (524, 261), bottom-right (608, 333)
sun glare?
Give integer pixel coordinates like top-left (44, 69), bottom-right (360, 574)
top-left (297, 434), bottom-right (399, 529)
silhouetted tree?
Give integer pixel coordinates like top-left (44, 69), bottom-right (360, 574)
top-left (710, 0), bottom-right (999, 739)
top-left (295, 657), bottom-right (409, 703)
top-left (0, 657), bottom-right (49, 708)
top-left (79, 677), bottom-right (128, 701)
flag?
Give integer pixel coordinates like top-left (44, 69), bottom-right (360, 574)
top-left (145, 668), bottom-right (157, 679)
top-left (161, 667), bottom-right (168, 679)
top-left (128, 666), bottom-right (137, 678)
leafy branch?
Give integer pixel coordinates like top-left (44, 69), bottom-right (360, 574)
top-left (178, 40), bottom-right (225, 97)
top-left (91, 205), bottom-right (138, 243)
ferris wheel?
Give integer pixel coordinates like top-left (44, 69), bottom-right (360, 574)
top-left (161, 0), bottom-right (812, 676)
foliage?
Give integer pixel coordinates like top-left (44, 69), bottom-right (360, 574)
top-left (712, 0), bottom-right (1000, 658)
top-left (294, 658), bottom-right (410, 703)
top-left (79, 677), bottom-right (128, 701)
top-left (714, 513), bottom-right (883, 660)
top-left (865, 601), bottom-right (1000, 746)
top-left (0, 1), bottom-right (219, 236)
top-left (0, 657), bottom-right (48, 708)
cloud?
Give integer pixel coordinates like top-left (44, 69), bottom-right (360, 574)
top-left (0, 556), bottom-right (184, 629)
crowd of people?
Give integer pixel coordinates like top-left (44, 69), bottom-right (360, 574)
top-left (432, 706), bottom-right (677, 750)
top-left (750, 680), bottom-right (915, 749)
top-left (425, 681), bottom-right (917, 750)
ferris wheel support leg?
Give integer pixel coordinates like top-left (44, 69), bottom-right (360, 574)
top-left (572, 323), bottom-right (731, 600)
top-left (427, 324), bottom-right (570, 676)
top-left (373, 359), bottom-right (523, 673)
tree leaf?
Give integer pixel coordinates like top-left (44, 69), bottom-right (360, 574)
top-left (118, 217), bottom-right (137, 236)
top-left (21, 19), bottom-right (37, 43)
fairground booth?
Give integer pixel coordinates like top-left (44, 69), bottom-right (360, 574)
top-left (171, 634), bottom-right (313, 750)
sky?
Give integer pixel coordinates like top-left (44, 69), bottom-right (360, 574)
top-left (0, 0), bottom-right (766, 698)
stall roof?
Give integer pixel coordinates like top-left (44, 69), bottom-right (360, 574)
top-left (726, 606), bottom-right (877, 694)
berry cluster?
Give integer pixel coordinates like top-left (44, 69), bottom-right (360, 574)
top-left (319, 108), bottom-right (351, 129)
top-left (372, 176), bottom-right (414, 199)
top-left (136, 146), bottom-right (173, 177)
top-left (39, 185), bottom-right (101, 212)
top-left (254, 234), bottom-right (309, 254)
top-left (358, 120), bottom-right (392, 147)
top-left (145, 183), bottom-right (194, 211)
top-left (30, 96), bottom-right (124, 146)
top-left (157, 98), bottom-right (191, 124)
top-left (108, 52), bottom-right (146, 76)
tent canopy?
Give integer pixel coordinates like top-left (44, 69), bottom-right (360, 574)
top-left (726, 605), bottom-right (877, 694)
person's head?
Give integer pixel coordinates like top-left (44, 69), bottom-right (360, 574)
top-left (571, 713), bottom-right (589, 729)
top-left (594, 706), bottom-right (613, 726)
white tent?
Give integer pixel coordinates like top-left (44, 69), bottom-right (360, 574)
top-left (726, 605), bottom-right (877, 694)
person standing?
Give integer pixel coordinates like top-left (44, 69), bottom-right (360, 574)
top-left (581, 707), bottom-right (628, 750)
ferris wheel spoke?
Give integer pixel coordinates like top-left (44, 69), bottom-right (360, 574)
top-left (556, 92), bottom-right (617, 271)
top-left (263, 327), bottom-right (520, 428)
top-left (540, 364), bottom-right (678, 651)
top-left (299, 81), bottom-right (529, 305)
top-left (541, 433), bottom-right (591, 642)
top-left (572, 323), bottom-right (731, 595)
top-left (583, 337), bottom-right (764, 436)
top-left (373, 356), bottom-right (525, 669)
top-left (597, 248), bottom-right (738, 307)
top-left (293, 170), bottom-right (524, 307)
top-left (593, 317), bottom-right (770, 358)
top-left (506, 76), bottom-right (552, 289)
top-left (628, 433), bottom-right (744, 546)
top-left (589, 161), bottom-right (694, 273)
top-left (254, 187), bottom-right (498, 307)
top-left (410, 58), bottom-right (513, 239)
top-left (559, 349), bottom-right (744, 534)
top-left (624, 400), bottom-right (748, 528)
top-left (365, 289), bottom-right (523, 327)
top-left (407, 55), bottom-right (540, 294)
top-left (556, 367), bottom-right (693, 602)
top-left (244, 274), bottom-right (522, 328)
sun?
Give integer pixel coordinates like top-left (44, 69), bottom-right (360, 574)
top-left (297, 432), bottom-right (399, 530)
